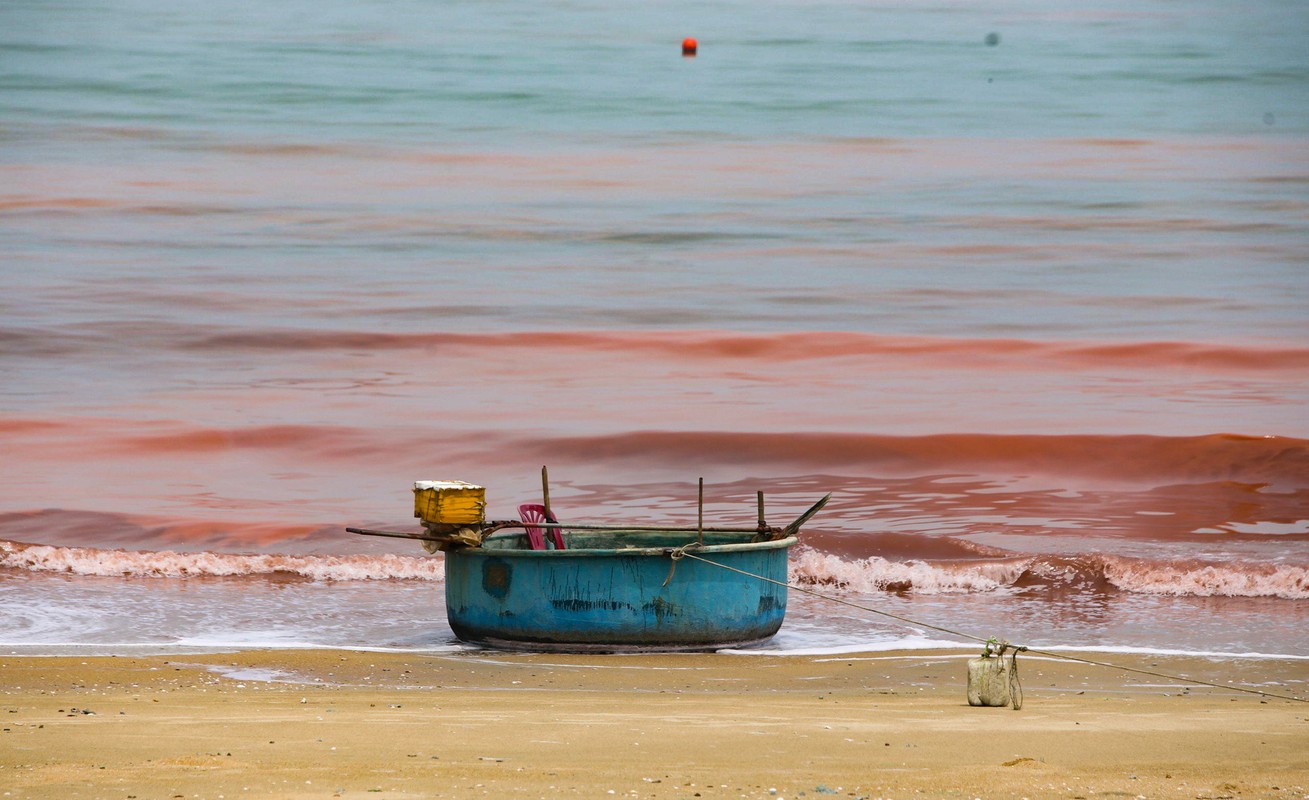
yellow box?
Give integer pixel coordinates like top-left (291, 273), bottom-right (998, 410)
top-left (413, 480), bottom-right (486, 526)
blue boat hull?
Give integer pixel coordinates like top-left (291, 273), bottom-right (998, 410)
top-left (444, 532), bottom-right (796, 652)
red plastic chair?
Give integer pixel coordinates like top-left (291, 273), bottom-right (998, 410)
top-left (518, 503), bottom-right (566, 551)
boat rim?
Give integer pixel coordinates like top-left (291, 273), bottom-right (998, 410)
top-left (458, 533), bottom-right (798, 558)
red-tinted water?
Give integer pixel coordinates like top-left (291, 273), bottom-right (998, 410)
top-left (4, 136), bottom-right (1307, 653)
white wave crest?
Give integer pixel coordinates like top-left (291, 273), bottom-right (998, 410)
top-left (6, 540), bottom-right (1305, 599)
top-left (789, 548), bottom-right (1309, 600)
top-left (1103, 557), bottom-right (1309, 600)
top-left (789, 549), bottom-right (1026, 594)
top-left (0, 540), bottom-right (443, 581)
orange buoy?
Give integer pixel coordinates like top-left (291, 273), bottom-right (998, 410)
top-left (682, 37), bottom-right (698, 57)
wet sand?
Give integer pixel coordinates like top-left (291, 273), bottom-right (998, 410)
top-left (2, 649), bottom-right (1306, 799)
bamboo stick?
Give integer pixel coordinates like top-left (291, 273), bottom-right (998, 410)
top-left (697, 477), bottom-right (704, 546)
top-left (514, 522), bottom-right (772, 533)
top-left (345, 527), bottom-right (449, 543)
top-left (348, 523), bottom-right (776, 536)
top-left (541, 465), bottom-right (552, 519)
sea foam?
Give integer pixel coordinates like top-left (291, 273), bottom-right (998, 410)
top-left (0, 540), bottom-right (443, 581)
top-left (4, 539), bottom-right (1305, 599)
top-left (788, 548), bottom-right (1309, 600)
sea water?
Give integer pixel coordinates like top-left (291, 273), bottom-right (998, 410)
top-left (1, 0), bottom-right (1306, 662)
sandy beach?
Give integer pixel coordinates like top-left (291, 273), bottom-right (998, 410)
top-left (2, 649), bottom-right (1305, 799)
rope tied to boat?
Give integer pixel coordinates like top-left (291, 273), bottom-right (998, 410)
top-left (1009, 647), bottom-right (1024, 710)
top-left (670, 550), bottom-right (1308, 705)
top-left (662, 543), bottom-right (702, 587)
top-left (981, 638), bottom-right (1026, 710)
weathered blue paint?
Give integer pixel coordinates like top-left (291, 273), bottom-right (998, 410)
top-left (444, 531), bottom-right (796, 652)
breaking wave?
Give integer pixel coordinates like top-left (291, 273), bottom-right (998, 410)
top-left (5, 539), bottom-right (1303, 599)
top-left (789, 548), bottom-right (1309, 599)
top-left (0, 540), bottom-right (443, 581)
top-left (790, 549), bottom-right (1026, 594)
top-left (1102, 556), bottom-right (1309, 599)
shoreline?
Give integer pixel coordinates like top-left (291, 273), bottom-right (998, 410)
top-left (3, 649), bottom-right (1306, 799)
top-left (5, 640), bottom-right (1309, 664)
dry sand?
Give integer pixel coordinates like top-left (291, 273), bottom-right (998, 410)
top-left (2, 648), bottom-right (1307, 799)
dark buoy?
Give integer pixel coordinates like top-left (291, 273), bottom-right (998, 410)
top-left (682, 37), bottom-right (698, 57)
top-left (984, 32), bottom-right (1000, 46)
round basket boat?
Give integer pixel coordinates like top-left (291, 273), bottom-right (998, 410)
top-left (443, 529), bottom-right (796, 652)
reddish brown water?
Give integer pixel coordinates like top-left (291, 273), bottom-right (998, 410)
top-left (2, 0), bottom-right (1306, 654)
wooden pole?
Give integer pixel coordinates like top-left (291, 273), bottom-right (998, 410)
top-left (541, 465), bottom-right (552, 519)
top-left (697, 477), bottom-right (704, 546)
top-left (757, 490), bottom-right (765, 528)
